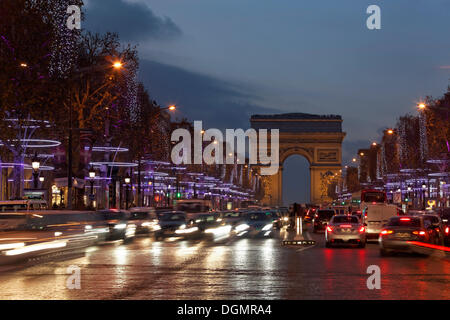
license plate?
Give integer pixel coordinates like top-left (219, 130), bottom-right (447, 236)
top-left (396, 233), bottom-right (409, 238)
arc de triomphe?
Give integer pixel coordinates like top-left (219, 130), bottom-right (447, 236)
top-left (250, 113), bottom-right (346, 205)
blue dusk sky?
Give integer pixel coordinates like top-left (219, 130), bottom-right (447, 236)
top-left (84, 0), bottom-right (450, 204)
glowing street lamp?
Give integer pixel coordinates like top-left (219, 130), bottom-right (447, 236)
top-left (112, 61), bottom-right (123, 69)
top-left (31, 153), bottom-right (40, 189)
top-left (125, 173), bottom-right (131, 210)
top-left (168, 105), bottom-right (176, 111)
top-left (417, 102), bottom-right (426, 110)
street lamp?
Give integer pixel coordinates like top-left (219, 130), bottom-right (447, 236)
top-left (417, 102), bottom-right (426, 110)
top-left (125, 173), bottom-right (131, 210)
top-left (31, 153), bottom-right (40, 189)
top-left (89, 166), bottom-right (96, 208)
top-left (67, 59), bottom-right (126, 209)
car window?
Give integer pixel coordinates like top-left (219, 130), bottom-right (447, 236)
top-left (129, 212), bottom-right (149, 220)
top-left (224, 212), bottom-right (240, 218)
top-left (248, 212), bottom-right (271, 221)
top-left (332, 216), bottom-right (359, 224)
top-left (387, 217), bottom-right (421, 227)
top-left (317, 210), bottom-right (334, 219)
top-left (159, 213), bottom-right (185, 221)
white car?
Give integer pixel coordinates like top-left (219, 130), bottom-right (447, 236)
top-left (325, 215), bottom-right (366, 248)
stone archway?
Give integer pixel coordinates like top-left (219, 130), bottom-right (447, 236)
top-left (250, 113), bottom-right (346, 205)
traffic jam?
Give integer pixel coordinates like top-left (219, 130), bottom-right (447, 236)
top-left (0, 189), bottom-right (448, 265)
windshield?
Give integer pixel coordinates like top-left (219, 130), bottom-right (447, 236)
top-left (159, 213), bottom-right (185, 221)
top-left (332, 216), bottom-right (359, 224)
top-left (248, 212), bottom-right (272, 221)
top-left (129, 212), bottom-right (149, 220)
top-left (223, 212), bottom-right (240, 218)
top-left (98, 211), bottom-right (127, 221)
top-left (387, 217), bottom-right (421, 227)
top-left (317, 210), bottom-right (335, 220)
top-left (362, 191), bottom-right (386, 203)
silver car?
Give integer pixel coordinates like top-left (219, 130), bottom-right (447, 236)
top-left (325, 215), bottom-right (366, 248)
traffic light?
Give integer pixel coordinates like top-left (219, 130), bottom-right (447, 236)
top-left (176, 192), bottom-right (182, 199)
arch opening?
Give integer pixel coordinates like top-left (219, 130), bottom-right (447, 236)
top-left (282, 154), bottom-right (310, 206)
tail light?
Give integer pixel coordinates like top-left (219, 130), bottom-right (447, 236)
top-left (400, 218), bottom-right (411, 221)
top-left (412, 230), bottom-right (426, 236)
top-left (340, 224), bottom-right (352, 228)
top-left (445, 227), bottom-right (449, 235)
top-left (359, 226), bottom-right (365, 233)
top-left (380, 229), bottom-right (393, 235)
top-left (326, 226), bottom-right (333, 232)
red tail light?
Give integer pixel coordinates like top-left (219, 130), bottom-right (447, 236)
top-left (326, 226), bottom-right (333, 232)
top-left (412, 230), bottom-right (426, 236)
top-left (400, 218), bottom-right (411, 221)
top-left (445, 227), bottom-right (449, 234)
top-left (340, 224), bottom-right (352, 228)
top-left (380, 229), bottom-right (393, 235)
top-left (359, 226), bottom-right (365, 233)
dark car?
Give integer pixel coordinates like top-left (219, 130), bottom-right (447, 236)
top-left (154, 211), bottom-right (188, 239)
top-left (422, 214), bottom-right (445, 245)
top-left (86, 210), bottom-right (136, 242)
top-left (220, 211), bottom-right (247, 227)
top-left (234, 211), bottom-right (274, 238)
top-left (439, 209), bottom-right (450, 246)
top-left (128, 207), bottom-right (159, 234)
top-left (379, 216), bottom-right (433, 255)
top-left (312, 209), bottom-right (335, 233)
top-left (192, 213), bottom-right (232, 240)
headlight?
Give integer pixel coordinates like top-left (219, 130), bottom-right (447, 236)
top-left (114, 224), bottom-right (127, 230)
top-left (235, 224), bottom-right (249, 232)
top-left (262, 224), bottom-right (273, 231)
top-left (178, 224), bottom-right (186, 230)
top-left (283, 217), bottom-right (289, 222)
top-left (85, 225), bottom-right (92, 230)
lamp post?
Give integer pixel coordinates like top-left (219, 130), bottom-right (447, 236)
top-left (124, 173), bottom-right (131, 210)
top-left (89, 166), bottom-right (96, 209)
top-left (67, 60), bottom-right (124, 210)
top-left (422, 183), bottom-right (427, 209)
top-left (32, 153), bottom-right (40, 189)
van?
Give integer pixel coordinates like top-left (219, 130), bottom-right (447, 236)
top-left (362, 204), bottom-right (398, 239)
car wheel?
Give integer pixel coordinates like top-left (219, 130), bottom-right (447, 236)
top-left (380, 248), bottom-right (389, 256)
top-left (325, 241), bottom-right (331, 248)
top-left (358, 241), bottom-right (366, 248)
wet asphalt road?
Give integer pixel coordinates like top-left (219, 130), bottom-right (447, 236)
top-left (0, 225), bottom-right (448, 300)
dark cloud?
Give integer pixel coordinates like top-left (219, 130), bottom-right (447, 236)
top-left (84, 0), bottom-right (182, 42)
top-left (139, 59), bottom-right (279, 130)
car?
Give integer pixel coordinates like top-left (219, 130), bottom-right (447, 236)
top-left (233, 211), bottom-right (274, 238)
top-left (379, 216), bottom-right (433, 255)
top-left (154, 211), bottom-right (193, 239)
top-left (325, 215), bottom-right (366, 248)
top-left (312, 209), bottom-right (335, 232)
top-left (128, 207), bottom-right (160, 234)
top-left (438, 208), bottom-right (450, 246)
top-left (191, 213), bottom-right (232, 240)
top-left (421, 214), bottom-right (445, 245)
top-left (220, 211), bottom-right (247, 226)
top-left (89, 210), bottom-right (136, 242)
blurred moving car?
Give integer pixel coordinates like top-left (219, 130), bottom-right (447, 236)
top-left (128, 207), bottom-right (160, 234)
top-left (192, 213), bottom-right (232, 240)
top-left (234, 211), bottom-right (274, 238)
top-left (154, 211), bottom-right (192, 239)
top-left (220, 211), bottom-right (247, 227)
top-left (89, 210), bottom-right (136, 242)
top-left (438, 208), bottom-right (450, 245)
top-left (379, 216), bottom-right (434, 255)
top-left (421, 214), bottom-right (445, 245)
top-left (312, 209), bottom-right (335, 233)
top-left (325, 215), bottom-right (366, 248)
